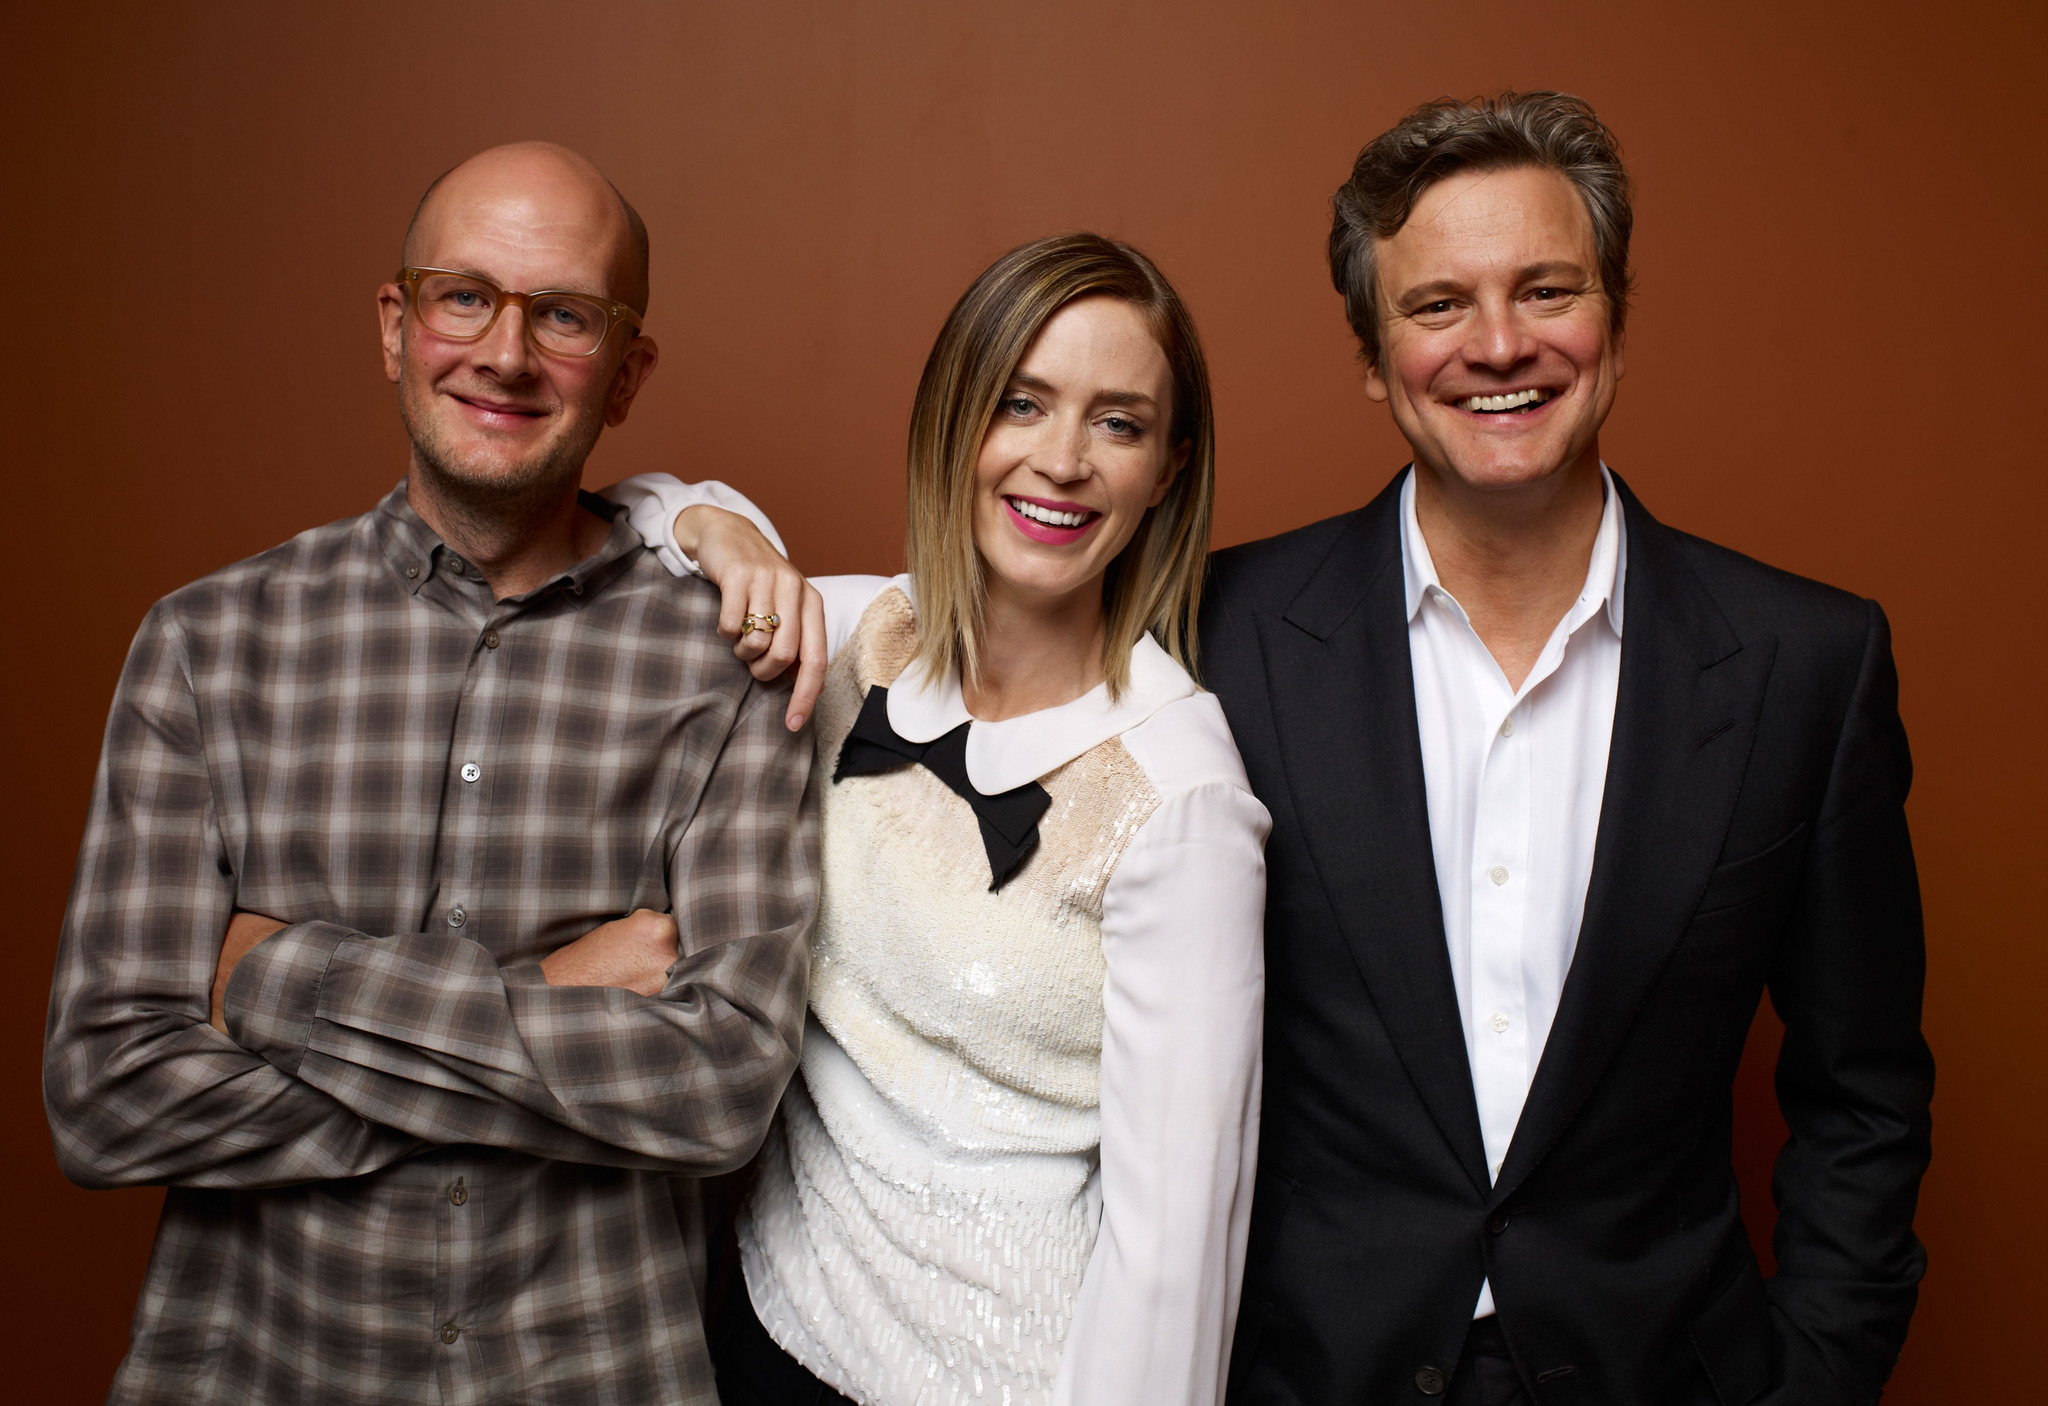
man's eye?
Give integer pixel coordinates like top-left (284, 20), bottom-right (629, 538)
top-left (1419, 300), bottom-right (1455, 316)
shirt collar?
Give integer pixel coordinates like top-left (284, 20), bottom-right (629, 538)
top-left (374, 479), bottom-right (640, 601)
top-left (885, 613), bottom-right (1197, 796)
top-left (1399, 462), bottom-right (1627, 637)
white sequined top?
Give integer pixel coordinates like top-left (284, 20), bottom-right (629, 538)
top-left (609, 479), bottom-right (1269, 1406)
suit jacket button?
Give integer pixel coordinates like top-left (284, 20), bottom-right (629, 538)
top-left (1415, 1366), bottom-right (1447, 1395)
top-left (1486, 1208), bottom-right (1512, 1234)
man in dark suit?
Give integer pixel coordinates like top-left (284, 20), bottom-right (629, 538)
top-left (1203, 92), bottom-right (1933, 1405)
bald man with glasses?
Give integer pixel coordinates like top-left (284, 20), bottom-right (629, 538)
top-left (44, 143), bottom-right (818, 1405)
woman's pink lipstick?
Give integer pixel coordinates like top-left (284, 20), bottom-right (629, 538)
top-left (1003, 495), bottom-right (1101, 545)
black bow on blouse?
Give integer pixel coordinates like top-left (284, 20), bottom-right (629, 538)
top-left (832, 685), bottom-right (1050, 891)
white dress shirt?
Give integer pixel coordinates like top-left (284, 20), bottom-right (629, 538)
top-left (1400, 465), bottom-right (1626, 1318)
top-left (602, 474), bottom-right (1268, 1406)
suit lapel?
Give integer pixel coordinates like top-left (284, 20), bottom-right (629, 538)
top-left (1493, 479), bottom-right (1776, 1201)
top-left (1258, 478), bottom-right (1491, 1195)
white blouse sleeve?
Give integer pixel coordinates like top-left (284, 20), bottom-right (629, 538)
top-left (599, 473), bottom-right (896, 667)
top-left (599, 473), bottom-right (787, 578)
top-left (1053, 726), bottom-right (1271, 1406)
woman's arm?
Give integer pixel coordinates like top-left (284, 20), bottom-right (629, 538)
top-left (1055, 750), bottom-right (1272, 1406)
top-left (601, 474), bottom-right (834, 729)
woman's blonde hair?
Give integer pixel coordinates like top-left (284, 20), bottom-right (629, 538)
top-left (905, 232), bottom-right (1216, 699)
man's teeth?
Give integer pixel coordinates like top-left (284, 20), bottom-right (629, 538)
top-left (1458, 389), bottom-right (1552, 412)
top-left (1010, 499), bottom-right (1093, 527)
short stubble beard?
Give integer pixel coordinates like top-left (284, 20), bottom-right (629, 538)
top-left (399, 380), bottom-right (606, 557)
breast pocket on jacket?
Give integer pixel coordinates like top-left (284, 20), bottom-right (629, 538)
top-left (1694, 823), bottom-right (1809, 918)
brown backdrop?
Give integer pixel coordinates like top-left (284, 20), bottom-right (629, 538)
top-left (4, 1), bottom-right (2040, 1398)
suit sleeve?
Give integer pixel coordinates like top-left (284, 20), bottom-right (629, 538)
top-left (1763, 599), bottom-right (1934, 1403)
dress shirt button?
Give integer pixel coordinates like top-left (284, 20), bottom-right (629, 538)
top-left (1488, 865), bottom-right (1509, 886)
top-left (461, 762), bottom-right (481, 784)
top-left (483, 630), bottom-right (501, 649)
top-left (406, 564), bottom-right (420, 579)
top-left (1489, 1012), bottom-right (1510, 1034)
top-left (1487, 1208), bottom-right (1512, 1235)
top-left (1415, 1365), bottom-right (1447, 1395)
top-left (440, 1322), bottom-right (461, 1345)
top-left (446, 556), bottom-right (466, 574)
top-left (449, 1177), bottom-right (467, 1206)
top-left (447, 905), bottom-right (467, 928)
top-left (1499, 717), bottom-right (1515, 737)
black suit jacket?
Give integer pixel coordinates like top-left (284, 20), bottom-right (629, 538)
top-left (1203, 472), bottom-right (1932, 1406)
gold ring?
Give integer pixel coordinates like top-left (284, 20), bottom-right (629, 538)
top-left (741, 613), bottom-right (779, 636)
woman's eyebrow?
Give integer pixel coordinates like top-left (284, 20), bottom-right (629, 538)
top-left (1007, 371), bottom-right (1155, 408)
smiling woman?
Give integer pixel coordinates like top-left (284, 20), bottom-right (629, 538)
top-left (605, 232), bottom-right (1268, 1406)
top-left (906, 234), bottom-right (1215, 707)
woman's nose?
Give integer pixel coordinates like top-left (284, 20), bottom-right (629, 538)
top-left (1037, 416), bottom-right (1091, 481)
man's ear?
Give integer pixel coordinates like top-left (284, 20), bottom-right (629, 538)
top-left (604, 335), bottom-right (660, 427)
top-left (1361, 354), bottom-right (1391, 403)
top-left (377, 283), bottom-right (408, 384)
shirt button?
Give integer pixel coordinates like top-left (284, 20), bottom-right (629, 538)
top-left (440, 1322), bottom-right (461, 1345)
top-left (446, 556), bottom-right (466, 574)
top-left (460, 762), bottom-right (481, 783)
top-left (1490, 1012), bottom-right (1511, 1034)
top-left (1488, 865), bottom-right (1509, 886)
top-left (449, 1177), bottom-right (467, 1206)
top-left (406, 564), bottom-right (420, 579)
top-left (483, 630), bottom-right (501, 649)
top-left (1499, 717), bottom-right (1515, 737)
top-left (1415, 1365), bottom-right (1447, 1395)
top-left (447, 906), bottom-right (467, 928)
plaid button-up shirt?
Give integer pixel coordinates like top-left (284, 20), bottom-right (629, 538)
top-left (44, 482), bottom-right (819, 1405)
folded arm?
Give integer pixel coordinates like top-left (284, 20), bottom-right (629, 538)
top-left (47, 605), bottom-right (819, 1190)
top-left (219, 681), bottom-right (820, 1175)
top-left (45, 608), bottom-right (427, 1190)
top-left (1054, 779), bottom-right (1271, 1406)
top-left (1763, 602), bottom-right (1934, 1403)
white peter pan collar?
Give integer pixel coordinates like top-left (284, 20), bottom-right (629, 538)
top-left (886, 624), bottom-right (1196, 796)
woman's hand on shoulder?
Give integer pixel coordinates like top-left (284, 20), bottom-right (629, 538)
top-left (676, 505), bottom-right (827, 731)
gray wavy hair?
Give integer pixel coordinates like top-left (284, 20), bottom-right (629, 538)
top-left (1329, 91), bottom-right (1634, 367)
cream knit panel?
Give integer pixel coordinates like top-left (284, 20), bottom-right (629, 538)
top-left (807, 586), bottom-right (1160, 1147)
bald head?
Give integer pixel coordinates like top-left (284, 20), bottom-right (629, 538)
top-left (401, 141), bottom-right (650, 314)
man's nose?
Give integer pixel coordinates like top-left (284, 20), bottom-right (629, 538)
top-left (473, 304), bottom-right (538, 378)
top-left (1466, 296), bottom-right (1539, 370)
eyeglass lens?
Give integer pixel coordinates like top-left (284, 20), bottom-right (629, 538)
top-left (413, 274), bottom-right (614, 355)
